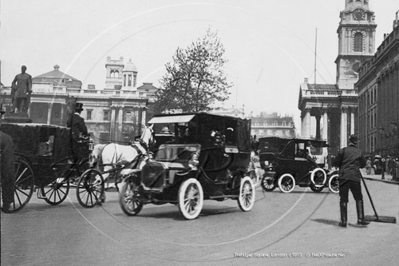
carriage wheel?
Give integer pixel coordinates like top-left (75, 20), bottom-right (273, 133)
top-left (76, 169), bottom-right (105, 208)
top-left (278, 174), bottom-right (296, 193)
top-left (328, 174), bottom-right (339, 194)
top-left (41, 178), bottom-right (70, 205)
top-left (178, 178), bottom-right (204, 220)
top-left (119, 181), bottom-right (143, 216)
top-left (237, 176), bottom-right (255, 212)
top-left (261, 175), bottom-right (276, 192)
top-left (3, 158), bottom-right (35, 213)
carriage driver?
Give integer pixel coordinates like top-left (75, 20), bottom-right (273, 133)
top-left (67, 103), bottom-right (89, 161)
top-left (0, 106), bottom-right (16, 213)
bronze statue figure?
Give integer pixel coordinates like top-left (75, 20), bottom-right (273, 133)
top-left (11, 65), bottom-right (32, 114)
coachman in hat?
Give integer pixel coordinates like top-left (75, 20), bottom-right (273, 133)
top-left (333, 134), bottom-right (369, 227)
top-left (67, 103), bottom-right (89, 161)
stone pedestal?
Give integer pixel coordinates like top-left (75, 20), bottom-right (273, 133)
top-left (2, 112), bottom-right (32, 123)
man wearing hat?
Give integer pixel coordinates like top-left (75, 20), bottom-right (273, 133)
top-left (67, 103), bottom-right (89, 161)
top-left (0, 106), bottom-right (16, 213)
top-left (333, 134), bottom-right (369, 227)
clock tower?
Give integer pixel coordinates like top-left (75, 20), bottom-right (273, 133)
top-left (335, 0), bottom-right (376, 90)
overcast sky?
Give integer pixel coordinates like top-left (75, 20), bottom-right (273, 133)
top-left (1, 0), bottom-right (398, 129)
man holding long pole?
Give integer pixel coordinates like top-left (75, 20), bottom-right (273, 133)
top-left (333, 134), bottom-right (369, 227)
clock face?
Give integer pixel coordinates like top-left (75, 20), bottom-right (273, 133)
top-left (353, 9), bottom-right (365, 20)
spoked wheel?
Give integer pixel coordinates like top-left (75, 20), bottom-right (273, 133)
top-left (178, 178), bottom-right (204, 220)
top-left (310, 168), bottom-right (326, 193)
top-left (237, 176), bottom-right (255, 212)
top-left (278, 174), bottom-right (296, 193)
top-left (76, 169), bottom-right (105, 208)
top-left (3, 158), bottom-right (35, 213)
top-left (41, 178), bottom-right (70, 205)
top-left (261, 175), bottom-right (276, 192)
top-left (328, 174), bottom-right (339, 194)
top-left (119, 181), bottom-right (143, 216)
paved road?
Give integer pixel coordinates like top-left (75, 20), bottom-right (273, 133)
top-left (1, 173), bottom-right (398, 266)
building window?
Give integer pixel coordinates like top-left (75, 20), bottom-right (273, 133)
top-left (133, 74), bottom-right (137, 87)
top-left (128, 75), bottom-right (132, 86)
top-left (103, 110), bottom-right (110, 121)
top-left (124, 111), bottom-right (132, 122)
top-left (123, 75), bottom-right (126, 86)
top-left (354, 32), bottom-right (363, 52)
top-left (87, 109), bottom-right (92, 121)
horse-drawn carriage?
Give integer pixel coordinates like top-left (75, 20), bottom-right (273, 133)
top-left (119, 112), bottom-right (256, 220)
top-left (0, 122), bottom-right (104, 213)
top-left (258, 137), bottom-right (338, 193)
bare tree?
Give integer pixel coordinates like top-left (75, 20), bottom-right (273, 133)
top-left (155, 29), bottom-right (232, 113)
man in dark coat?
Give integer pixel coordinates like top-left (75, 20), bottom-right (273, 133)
top-left (67, 103), bottom-right (89, 161)
top-left (11, 65), bottom-right (32, 113)
top-left (1, 108), bottom-right (16, 213)
top-left (333, 134), bottom-right (369, 227)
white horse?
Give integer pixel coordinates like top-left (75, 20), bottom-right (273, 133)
top-left (91, 125), bottom-right (154, 182)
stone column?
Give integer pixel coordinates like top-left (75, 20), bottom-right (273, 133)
top-left (340, 107), bottom-right (348, 148)
top-left (141, 108), bottom-right (146, 126)
top-left (60, 104), bottom-right (65, 126)
top-left (350, 108), bottom-right (355, 135)
top-left (47, 103), bottom-right (53, 124)
top-left (316, 114), bottom-right (321, 140)
top-left (322, 109), bottom-right (328, 141)
top-left (117, 107), bottom-right (124, 142)
top-left (304, 108), bottom-right (311, 138)
top-left (301, 111), bottom-right (305, 137)
top-left (110, 106), bottom-right (116, 141)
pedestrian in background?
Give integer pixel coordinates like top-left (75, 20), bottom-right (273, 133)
top-left (366, 157), bottom-right (372, 175)
top-left (333, 134), bottom-right (369, 227)
top-left (389, 157), bottom-right (395, 177)
top-left (394, 158), bottom-right (399, 182)
top-left (385, 156), bottom-right (390, 175)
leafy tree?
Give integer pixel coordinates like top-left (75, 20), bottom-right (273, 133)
top-left (155, 29), bottom-right (232, 113)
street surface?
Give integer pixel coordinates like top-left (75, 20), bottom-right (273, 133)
top-left (1, 170), bottom-right (398, 266)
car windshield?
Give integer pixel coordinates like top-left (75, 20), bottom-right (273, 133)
top-left (155, 144), bottom-right (201, 162)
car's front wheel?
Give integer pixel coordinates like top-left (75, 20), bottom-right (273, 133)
top-left (178, 178), bottom-right (204, 220)
top-left (237, 176), bottom-right (255, 211)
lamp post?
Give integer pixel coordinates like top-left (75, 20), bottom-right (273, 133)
top-left (379, 126), bottom-right (385, 179)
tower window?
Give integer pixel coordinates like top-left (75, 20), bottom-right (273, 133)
top-left (354, 32), bottom-right (363, 52)
top-left (128, 75), bottom-right (132, 86)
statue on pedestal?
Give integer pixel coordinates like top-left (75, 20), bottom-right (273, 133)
top-left (11, 65), bottom-right (32, 114)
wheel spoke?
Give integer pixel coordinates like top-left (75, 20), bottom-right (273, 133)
top-left (14, 190), bottom-right (23, 206)
top-left (15, 187), bottom-right (30, 197)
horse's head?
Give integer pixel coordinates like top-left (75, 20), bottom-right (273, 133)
top-left (140, 124), bottom-right (154, 147)
top-left (89, 144), bottom-right (106, 168)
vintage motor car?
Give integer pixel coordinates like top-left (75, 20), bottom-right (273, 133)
top-left (119, 112), bottom-right (256, 220)
top-left (259, 137), bottom-right (338, 193)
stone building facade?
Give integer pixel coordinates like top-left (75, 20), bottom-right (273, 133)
top-left (250, 112), bottom-right (295, 139)
top-left (0, 57), bottom-right (159, 144)
top-left (357, 13), bottom-right (399, 157)
top-left (298, 0), bottom-right (376, 155)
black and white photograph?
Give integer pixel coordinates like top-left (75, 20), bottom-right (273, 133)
top-left (1, 0), bottom-right (398, 265)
